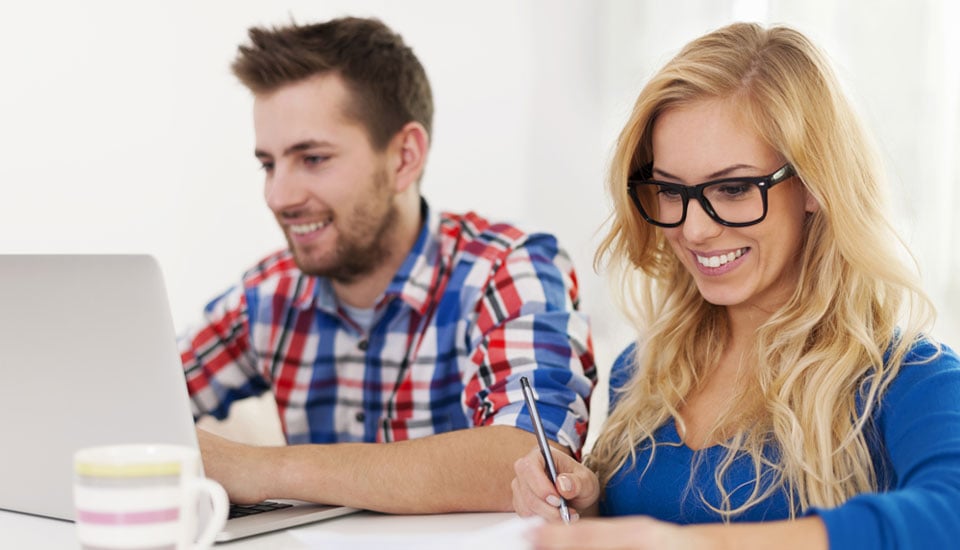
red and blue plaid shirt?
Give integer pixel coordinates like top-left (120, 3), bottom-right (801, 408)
top-left (179, 203), bottom-right (596, 451)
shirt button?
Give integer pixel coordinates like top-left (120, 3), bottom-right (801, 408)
top-left (355, 411), bottom-right (366, 422)
top-left (357, 339), bottom-right (369, 351)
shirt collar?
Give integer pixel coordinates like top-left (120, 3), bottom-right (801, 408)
top-left (382, 198), bottom-right (441, 315)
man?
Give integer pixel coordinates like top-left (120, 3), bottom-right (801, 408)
top-left (179, 16), bottom-right (595, 514)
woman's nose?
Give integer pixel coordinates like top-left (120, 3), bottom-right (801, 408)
top-left (681, 199), bottom-right (723, 243)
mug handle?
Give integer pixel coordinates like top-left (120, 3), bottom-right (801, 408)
top-left (191, 478), bottom-right (229, 550)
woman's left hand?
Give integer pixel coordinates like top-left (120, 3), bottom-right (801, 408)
top-left (528, 515), bottom-right (828, 550)
top-left (528, 516), bottom-right (714, 550)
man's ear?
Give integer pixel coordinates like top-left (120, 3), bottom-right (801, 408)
top-left (388, 121), bottom-right (429, 193)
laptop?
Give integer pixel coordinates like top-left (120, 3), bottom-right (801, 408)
top-left (0, 254), bottom-right (358, 541)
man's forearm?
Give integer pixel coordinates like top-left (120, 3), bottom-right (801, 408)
top-left (269, 425), bottom-right (550, 513)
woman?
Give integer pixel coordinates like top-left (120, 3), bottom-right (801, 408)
top-left (511, 22), bottom-right (960, 549)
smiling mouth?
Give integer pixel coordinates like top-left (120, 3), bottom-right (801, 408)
top-left (288, 217), bottom-right (333, 235)
top-left (695, 247), bottom-right (748, 268)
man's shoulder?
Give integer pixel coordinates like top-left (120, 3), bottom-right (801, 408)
top-left (239, 249), bottom-right (303, 288)
top-left (436, 210), bottom-right (559, 261)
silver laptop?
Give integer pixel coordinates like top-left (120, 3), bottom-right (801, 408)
top-left (0, 254), bottom-right (358, 542)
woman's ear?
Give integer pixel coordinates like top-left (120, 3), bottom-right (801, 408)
top-left (389, 122), bottom-right (429, 193)
top-left (802, 182), bottom-right (820, 214)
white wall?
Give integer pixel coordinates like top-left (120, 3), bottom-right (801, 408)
top-left (0, 1), bottom-right (631, 351)
top-left (0, 1), bottom-right (595, 322)
top-left (1, 1), bottom-right (957, 446)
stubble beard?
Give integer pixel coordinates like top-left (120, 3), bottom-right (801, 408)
top-left (287, 169), bottom-right (398, 283)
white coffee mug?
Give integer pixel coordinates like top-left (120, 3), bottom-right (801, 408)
top-left (73, 444), bottom-right (228, 550)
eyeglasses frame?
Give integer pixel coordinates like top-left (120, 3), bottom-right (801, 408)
top-left (626, 163), bottom-right (796, 228)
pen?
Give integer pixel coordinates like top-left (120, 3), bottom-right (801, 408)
top-left (519, 375), bottom-right (571, 524)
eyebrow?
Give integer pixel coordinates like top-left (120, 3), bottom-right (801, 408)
top-left (254, 139), bottom-right (334, 159)
top-left (653, 163), bottom-right (758, 183)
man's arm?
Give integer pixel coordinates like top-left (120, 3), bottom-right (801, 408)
top-left (199, 425), bottom-right (566, 513)
top-left (180, 262), bottom-right (277, 420)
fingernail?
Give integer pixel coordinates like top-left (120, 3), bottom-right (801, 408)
top-left (558, 475), bottom-right (572, 492)
top-left (546, 495), bottom-right (561, 507)
top-left (571, 512), bottom-right (580, 522)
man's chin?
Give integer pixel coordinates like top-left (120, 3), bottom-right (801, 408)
top-left (289, 252), bottom-right (354, 282)
top-left (289, 249), bottom-right (331, 277)
top-left (294, 263), bottom-right (329, 278)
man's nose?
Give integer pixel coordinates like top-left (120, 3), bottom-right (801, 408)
top-left (264, 165), bottom-right (308, 213)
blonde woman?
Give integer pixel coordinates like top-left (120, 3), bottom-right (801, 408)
top-left (512, 22), bottom-right (960, 549)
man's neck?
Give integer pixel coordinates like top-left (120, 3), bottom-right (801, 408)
top-left (331, 196), bottom-right (424, 309)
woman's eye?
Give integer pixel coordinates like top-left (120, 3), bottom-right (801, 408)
top-left (658, 187), bottom-right (684, 200)
top-left (716, 182), bottom-right (752, 197)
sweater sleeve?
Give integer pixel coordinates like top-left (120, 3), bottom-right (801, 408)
top-left (813, 342), bottom-right (960, 549)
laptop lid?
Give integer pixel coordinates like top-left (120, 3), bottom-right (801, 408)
top-left (0, 255), bottom-right (357, 539)
top-left (0, 254), bottom-right (197, 521)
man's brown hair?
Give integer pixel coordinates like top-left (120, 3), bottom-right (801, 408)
top-left (232, 17), bottom-right (433, 150)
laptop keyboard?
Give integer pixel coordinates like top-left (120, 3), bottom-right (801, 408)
top-left (228, 500), bottom-right (294, 519)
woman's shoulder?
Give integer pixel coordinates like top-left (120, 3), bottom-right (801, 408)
top-left (896, 338), bottom-right (959, 372)
top-left (881, 337), bottom-right (960, 410)
top-left (609, 343), bottom-right (639, 407)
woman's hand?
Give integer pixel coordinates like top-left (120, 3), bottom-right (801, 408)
top-left (528, 516), bottom-right (712, 550)
top-left (528, 516), bottom-right (828, 550)
top-left (511, 445), bottom-right (601, 522)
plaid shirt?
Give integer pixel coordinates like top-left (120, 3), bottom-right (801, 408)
top-left (180, 202), bottom-right (596, 452)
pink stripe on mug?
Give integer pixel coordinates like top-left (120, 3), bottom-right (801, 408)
top-left (76, 507), bottom-right (179, 526)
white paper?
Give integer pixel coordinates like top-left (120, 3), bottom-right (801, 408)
top-left (290, 516), bottom-right (541, 550)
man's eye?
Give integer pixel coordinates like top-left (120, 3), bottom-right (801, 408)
top-left (304, 155), bottom-right (328, 166)
top-left (259, 161), bottom-right (274, 172)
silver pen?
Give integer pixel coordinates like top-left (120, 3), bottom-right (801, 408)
top-left (519, 376), bottom-right (571, 524)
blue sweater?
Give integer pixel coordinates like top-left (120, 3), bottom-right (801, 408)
top-left (599, 340), bottom-right (960, 549)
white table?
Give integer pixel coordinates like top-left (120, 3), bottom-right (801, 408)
top-left (0, 508), bottom-right (520, 549)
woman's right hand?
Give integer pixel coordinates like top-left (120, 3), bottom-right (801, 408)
top-left (511, 445), bottom-right (601, 522)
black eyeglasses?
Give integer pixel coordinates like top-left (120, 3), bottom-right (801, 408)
top-left (626, 163), bottom-right (796, 228)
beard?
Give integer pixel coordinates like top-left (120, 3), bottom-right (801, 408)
top-left (285, 167), bottom-right (399, 283)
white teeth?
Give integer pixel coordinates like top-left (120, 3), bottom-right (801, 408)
top-left (696, 248), bottom-right (746, 268)
top-left (289, 219), bottom-right (331, 234)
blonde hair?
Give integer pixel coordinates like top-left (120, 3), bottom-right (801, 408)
top-left (589, 22), bottom-right (936, 518)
